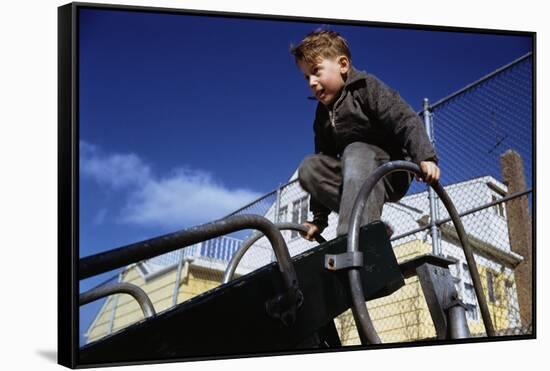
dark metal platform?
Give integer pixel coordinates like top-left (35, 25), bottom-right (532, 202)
top-left (79, 221), bottom-right (404, 365)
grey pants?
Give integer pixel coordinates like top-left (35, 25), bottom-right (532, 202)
top-left (298, 142), bottom-right (412, 236)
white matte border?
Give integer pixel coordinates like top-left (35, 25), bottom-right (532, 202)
top-left (0, 1), bottom-right (545, 370)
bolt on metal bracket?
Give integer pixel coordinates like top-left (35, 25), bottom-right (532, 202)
top-left (325, 251), bottom-right (364, 271)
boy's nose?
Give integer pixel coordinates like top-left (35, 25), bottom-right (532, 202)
top-left (308, 76), bottom-right (319, 88)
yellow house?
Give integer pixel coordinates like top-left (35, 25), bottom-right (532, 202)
top-left (84, 242), bottom-right (236, 344)
top-left (334, 236), bottom-right (523, 345)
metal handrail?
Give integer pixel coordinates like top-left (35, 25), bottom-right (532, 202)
top-left (222, 222), bottom-right (326, 284)
top-left (80, 215), bottom-right (296, 287)
top-left (80, 282), bottom-right (156, 319)
top-left (79, 214), bottom-right (303, 325)
top-left (347, 161), bottom-right (496, 344)
top-left (428, 52), bottom-right (532, 111)
top-left (390, 188), bottom-right (532, 242)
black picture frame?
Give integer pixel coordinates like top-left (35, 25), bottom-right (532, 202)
top-left (58, 2), bottom-right (536, 368)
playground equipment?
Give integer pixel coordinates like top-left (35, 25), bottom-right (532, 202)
top-left (78, 161), bottom-right (495, 365)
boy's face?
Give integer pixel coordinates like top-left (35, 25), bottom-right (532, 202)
top-left (298, 56), bottom-right (350, 107)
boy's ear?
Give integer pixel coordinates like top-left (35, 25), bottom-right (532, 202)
top-left (338, 56), bottom-right (351, 74)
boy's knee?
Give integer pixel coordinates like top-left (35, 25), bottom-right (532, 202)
top-left (341, 143), bottom-right (380, 180)
top-left (342, 143), bottom-right (390, 177)
top-left (342, 142), bottom-right (378, 162)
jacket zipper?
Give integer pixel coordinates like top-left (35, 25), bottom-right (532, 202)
top-left (329, 89), bottom-right (347, 128)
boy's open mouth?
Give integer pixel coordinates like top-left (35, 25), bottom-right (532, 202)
top-left (316, 89), bottom-right (325, 99)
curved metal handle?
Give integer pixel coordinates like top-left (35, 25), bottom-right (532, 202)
top-left (222, 222), bottom-right (326, 284)
top-left (79, 282), bottom-right (156, 319)
top-left (347, 160), bottom-right (496, 344)
top-left (79, 215), bottom-right (303, 325)
top-left (80, 215), bottom-right (297, 288)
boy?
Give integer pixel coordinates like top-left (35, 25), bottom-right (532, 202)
top-left (290, 29), bottom-right (440, 240)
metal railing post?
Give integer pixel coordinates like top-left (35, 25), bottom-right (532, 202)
top-left (272, 183), bottom-right (282, 262)
top-left (172, 249), bottom-right (185, 307)
top-left (423, 98), bottom-right (442, 256)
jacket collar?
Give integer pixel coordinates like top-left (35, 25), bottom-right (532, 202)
top-left (344, 65), bottom-right (368, 89)
top-left (321, 66), bottom-right (367, 111)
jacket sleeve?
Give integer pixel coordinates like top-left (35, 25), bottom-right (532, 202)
top-left (361, 74), bottom-right (438, 164)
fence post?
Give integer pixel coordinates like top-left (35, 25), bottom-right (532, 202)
top-left (272, 183), bottom-right (283, 262)
top-left (500, 150), bottom-right (532, 329)
top-left (423, 98), bottom-right (442, 255)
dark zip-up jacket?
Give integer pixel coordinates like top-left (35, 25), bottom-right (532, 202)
top-left (309, 66), bottom-right (438, 229)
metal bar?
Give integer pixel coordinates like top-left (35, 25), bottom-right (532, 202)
top-left (348, 161), bottom-right (496, 344)
top-left (390, 188), bottom-right (532, 242)
top-left (447, 303), bottom-right (471, 339)
top-left (220, 179), bottom-right (531, 253)
top-left (415, 262), bottom-right (454, 339)
top-left (275, 185), bottom-right (282, 223)
top-left (80, 282), bottom-right (156, 319)
top-left (81, 215), bottom-right (304, 325)
top-left (428, 52), bottom-right (532, 110)
top-left (222, 222), bottom-right (326, 284)
top-left (433, 188), bottom-right (532, 227)
top-left (80, 215), bottom-right (296, 288)
top-left (273, 184), bottom-right (282, 262)
top-left (423, 98), bottom-right (442, 255)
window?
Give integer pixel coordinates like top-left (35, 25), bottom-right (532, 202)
top-left (462, 262), bottom-right (470, 278)
top-left (277, 205), bottom-right (288, 239)
top-left (492, 195), bottom-right (506, 218)
top-left (291, 196), bottom-right (309, 238)
top-left (277, 205), bottom-right (287, 223)
top-left (487, 271), bottom-right (496, 303)
top-left (465, 304), bottom-right (479, 321)
top-left (291, 201), bottom-right (300, 223)
top-left (445, 255), bottom-right (456, 276)
top-left (300, 198), bottom-right (309, 225)
top-left (464, 282), bottom-right (475, 301)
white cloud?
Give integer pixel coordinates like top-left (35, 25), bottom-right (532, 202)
top-left (80, 141), bottom-right (262, 228)
top-left (80, 141), bottom-right (151, 189)
top-left (120, 168), bottom-right (261, 227)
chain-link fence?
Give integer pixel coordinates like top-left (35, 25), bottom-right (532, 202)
top-left (429, 52), bottom-right (533, 337)
top-left (83, 53), bottom-right (533, 346)
top-left (334, 53), bottom-right (533, 344)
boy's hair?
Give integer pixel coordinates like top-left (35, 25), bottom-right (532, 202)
top-left (290, 29), bottom-right (352, 66)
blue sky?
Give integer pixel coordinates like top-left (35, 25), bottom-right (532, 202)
top-left (78, 7), bottom-right (532, 345)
